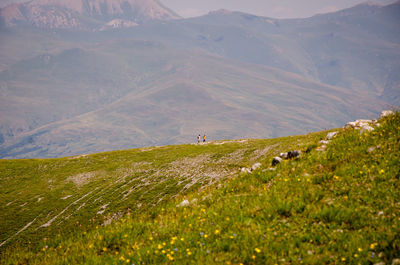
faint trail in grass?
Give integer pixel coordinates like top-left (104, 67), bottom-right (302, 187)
top-left (41, 189), bottom-right (97, 228)
top-left (0, 216), bottom-right (39, 247)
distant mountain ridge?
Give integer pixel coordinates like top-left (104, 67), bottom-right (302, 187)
top-left (0, 0), bottom-right (180, 29)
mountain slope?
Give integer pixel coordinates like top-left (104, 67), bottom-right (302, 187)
top-left (0, 0), bottom-right (180, 29)
top-left (122, 1), bottom-right (400, 102)
top-left (1, 112), bottom-right (399, 264)
top-left (0, 126), bottom-right (327, 250)
top-left (0, 40), bottom-right (386, 158)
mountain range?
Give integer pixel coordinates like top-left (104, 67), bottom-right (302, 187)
top-left (0, 0), bottom-right (179, 29)
top-left (0, 0), bottom-right (399, 158)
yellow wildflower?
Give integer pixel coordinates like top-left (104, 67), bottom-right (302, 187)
top-left (215, 229), bottom-right (220, 235)
top-left (255, 248), bottom-right (261, 253)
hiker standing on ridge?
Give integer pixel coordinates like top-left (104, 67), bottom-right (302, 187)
top-left (197, 134), bottom-right (201, 144)
top-left (203, 134), bottom-right (206, 143)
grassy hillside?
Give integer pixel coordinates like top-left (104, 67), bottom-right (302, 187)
top-left (0, 130), bottom-right (324, 250)
top-left (1, 113), bottom-right (399, 264)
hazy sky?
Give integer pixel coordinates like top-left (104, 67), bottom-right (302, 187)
top-left (160, 0), bottom-right (395, 18)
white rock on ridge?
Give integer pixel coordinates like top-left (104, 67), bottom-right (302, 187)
top-left (381, 110), bottom-right (394, 118)
top-left (345, 119), bottom-right (376, 131)
top-left (360, 125), bottom-right (374, 133)
top-left (326, 132), bottom-right (338, 140)
top-left (345, 121), bottom-right (357, 129)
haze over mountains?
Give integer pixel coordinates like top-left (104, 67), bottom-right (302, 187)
top-left (0, 0), bottom-right (179, 29)
top-left (0, 0), bottom-right (399, 158)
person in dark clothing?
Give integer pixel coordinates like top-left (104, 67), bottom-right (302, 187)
top-left (203, 134), bottom-right (206, 143)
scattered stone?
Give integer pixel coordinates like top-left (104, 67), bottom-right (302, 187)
top-left (190, 198), bottom-right (198, 204)
top-left (288, 150), bottom-right (301, 159)
top-left (374, 262), bottom-right (385, 265)
top-left (61, 195), bottom-right (72, 200)
top-left (264, 167), bottom-right (276, 171)
top-left (251, 163), bottom-right (262, 171)
top-left (392, 258), bottom-right (400, 265)
top-left (326, 131), bottom-right (338, 140)
top-left (319, 140), bottom-right (330, 145)
top-left (272, 157), bottom-right (283, 166)
top-left (367, 146), bottom-right (376, 153)
top-left (360, 125), bottom-right (374, 133)
top-left (241, 167), bottom-right (251, 174)
top-left (316, 146), bottom-right (326, 152)
top-left (345, 121), bottom-right (357, 129)
top-left (279, 152), bottom-right (288, 159)
top-left (178, 199), bottom-right (190, 207)
top-left (381, 110), bottom-right (394, 118)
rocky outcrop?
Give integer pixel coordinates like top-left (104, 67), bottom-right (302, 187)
top-left (0, 0), bottom-right (180, 29)
top-left (344, 110), bottom-right (394, 132)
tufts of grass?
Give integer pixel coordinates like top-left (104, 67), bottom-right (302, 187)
top-left (1, 113), bottom-right (400, 264)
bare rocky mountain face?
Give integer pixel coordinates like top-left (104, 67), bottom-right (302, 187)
top-left (0, 0), bottom-right (179, 29)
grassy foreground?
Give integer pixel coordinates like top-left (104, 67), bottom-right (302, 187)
top-left (1, 113), bottom-right (400, 264)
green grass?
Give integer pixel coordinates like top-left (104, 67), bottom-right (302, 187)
top-left (1, 114), bottom-right (399, 264)
top-left (0, 131), bottom-right (323, 253)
